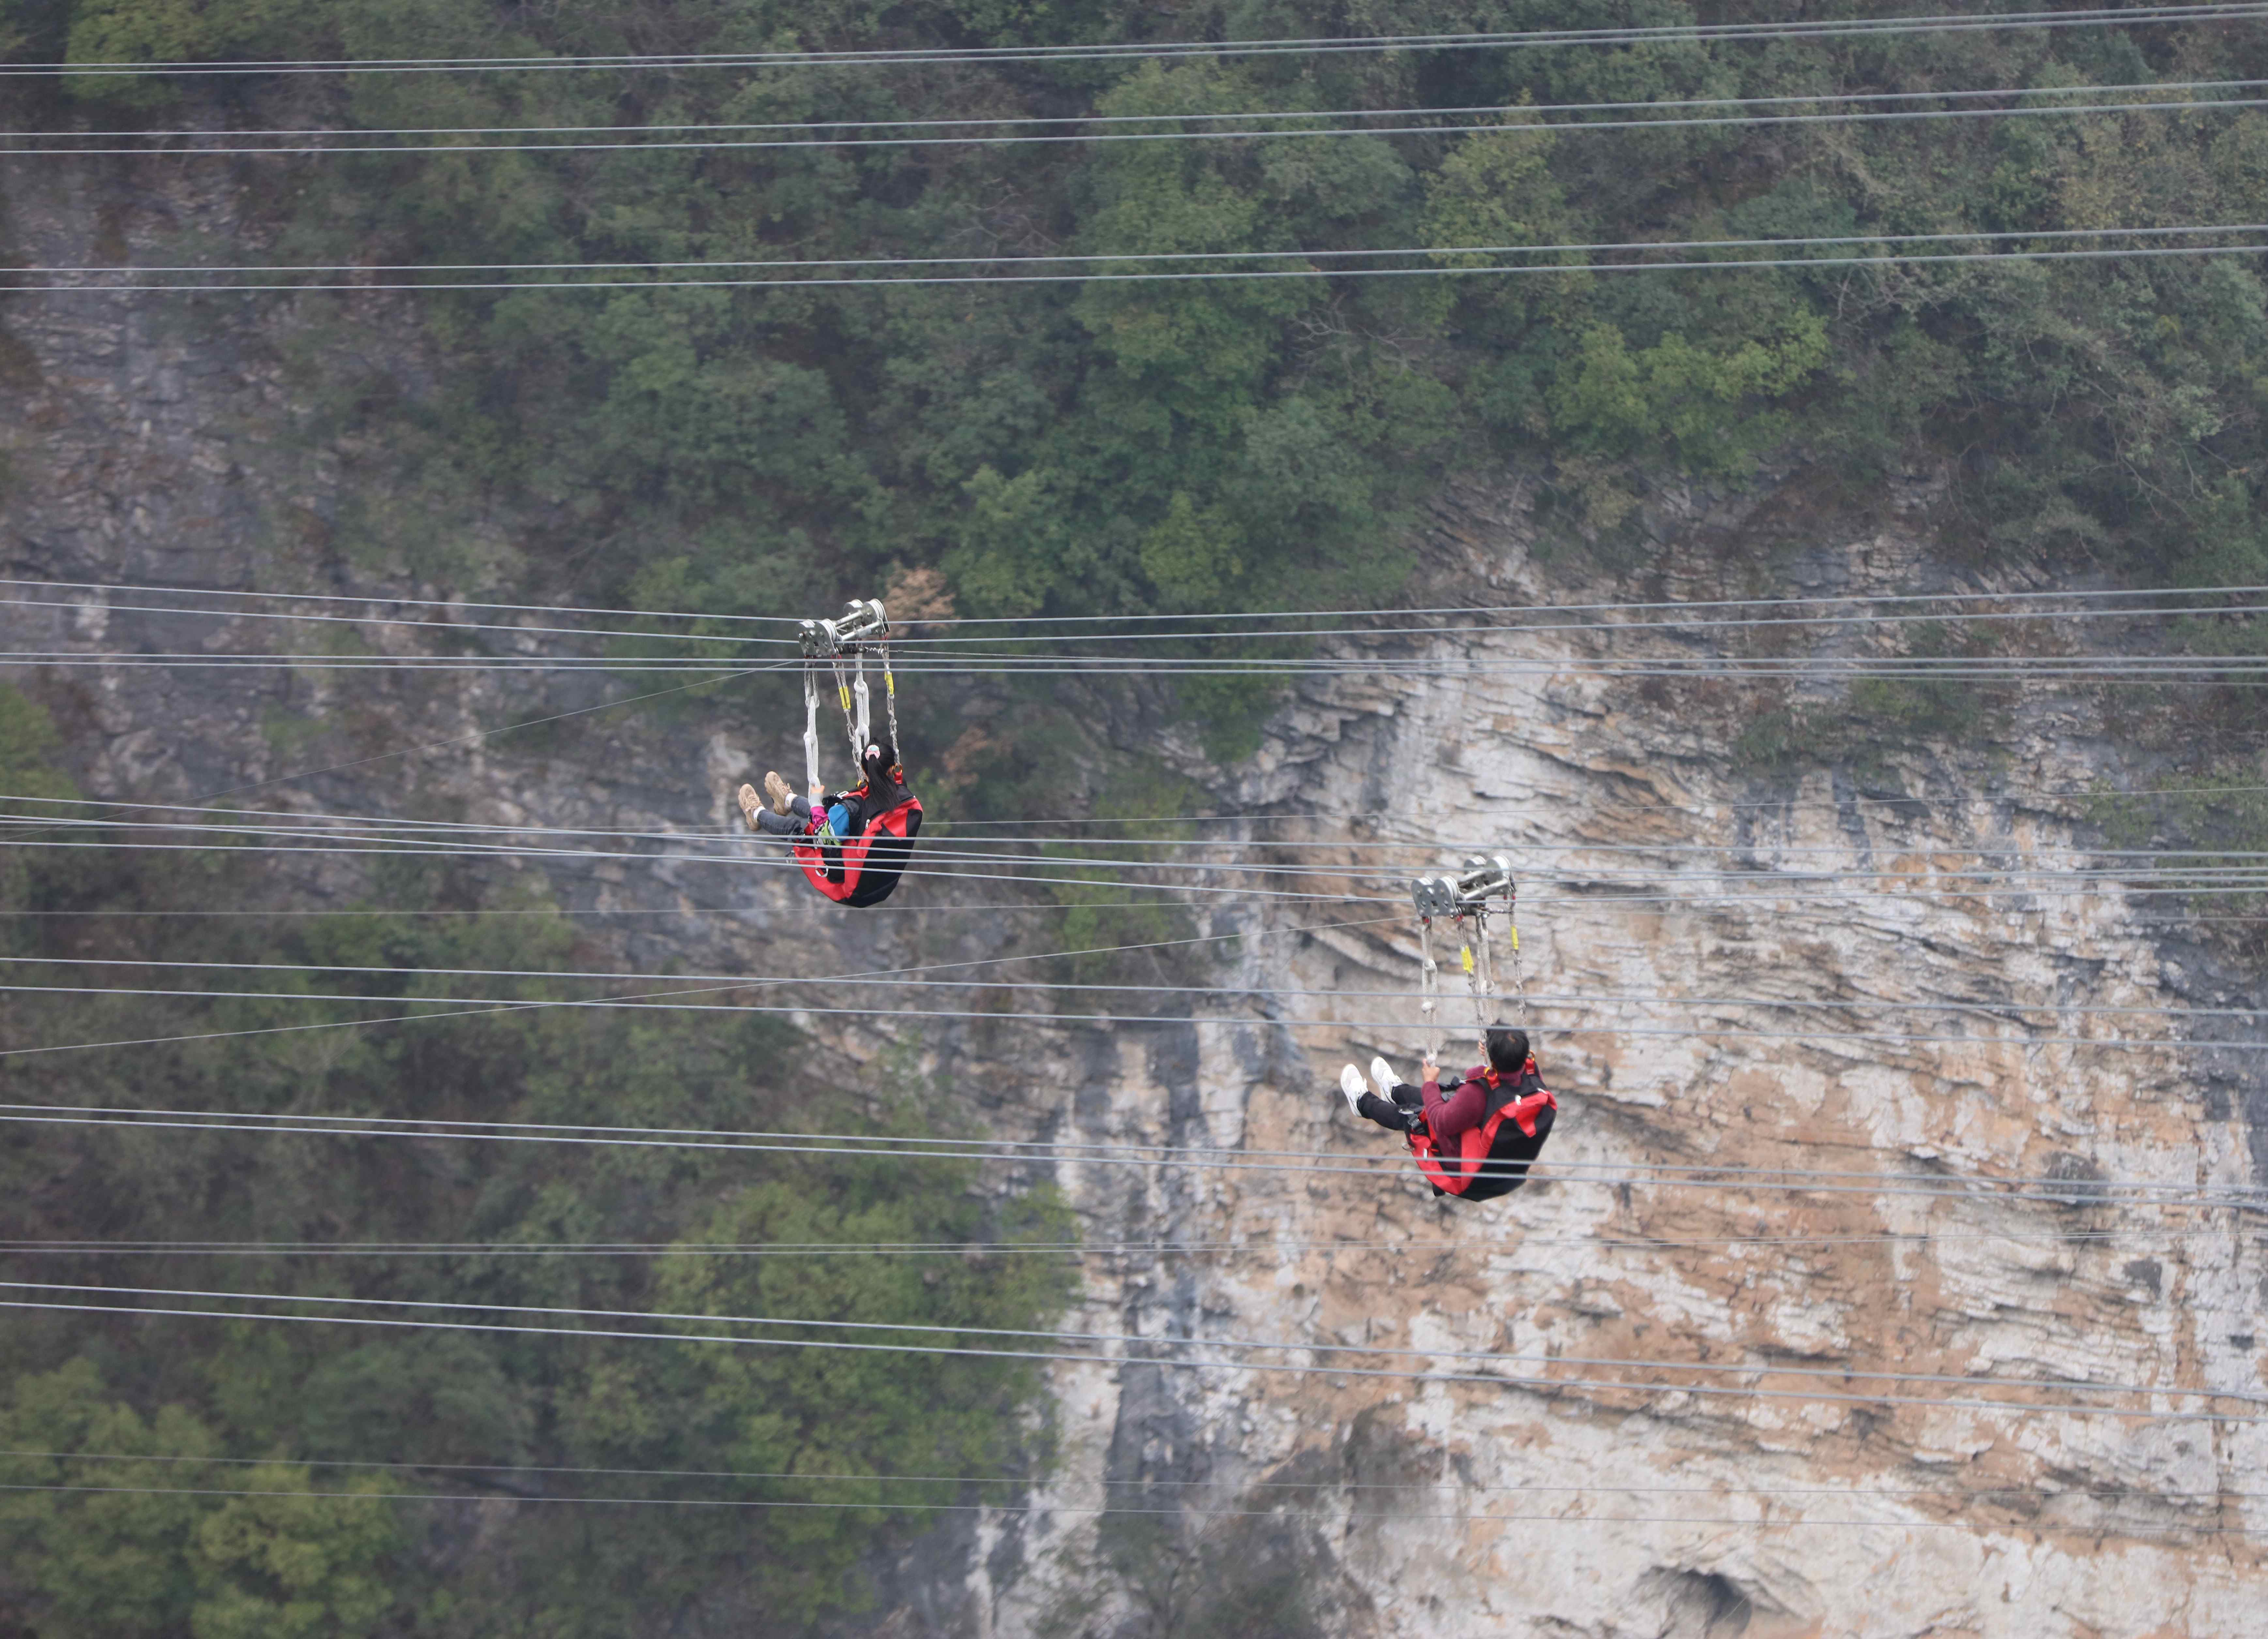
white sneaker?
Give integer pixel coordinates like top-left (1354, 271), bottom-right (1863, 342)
top-left (1338, 1064), bottom-right (1367, 1114)
top-left (1371, 1056), bottom-right (1402, 1095)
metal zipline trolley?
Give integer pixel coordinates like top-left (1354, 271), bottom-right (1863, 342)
top-left (1402, 853), bottom-right (1553, 1202)
top-left (1410, 854), bottom-right (1524, 1059)
top-left (792, 598), bottom-right (923, 907)
top-left (799, 598), bottom-right (895, 790)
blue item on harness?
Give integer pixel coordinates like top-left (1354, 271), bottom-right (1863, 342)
top-left (827, 802), bottom-right (851, 838)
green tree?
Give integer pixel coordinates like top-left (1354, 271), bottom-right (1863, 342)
top-left (1549, 311), bottom-right (1831, 476)
top-left (947, 463), bottom-right (1078, 616)
top-left (0, 1361), bottom-right (219, 1637)
top-left (1140, 490), bottom-right (1246, 610)
top-left (1071, 64), bottom-right (1321, 433)
top-left (189, 1468), bottom-right (396, 1639)
top-left (0, 1363), bottom-right (391, 1639)
top-left (0, 684), bottom-right (77, 917)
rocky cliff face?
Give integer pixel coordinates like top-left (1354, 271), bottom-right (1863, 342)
top-left (5, 164), bottom-right (2264, 1638)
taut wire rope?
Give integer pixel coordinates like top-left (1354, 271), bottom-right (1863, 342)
top-left (3, 1288), bottom-right (2259, 1424)
top-left (24, 802), bottom-right (2268, 873)
top-left (18, 985), bottom-right (2267, 1053)
top-left (18, 826), bottom-right (2268, 903)
top-left (7, 1224), bottom-right (2258, 1256)
top-left (12, 5), bottom-right (2263, 76)
top-left (26, 239), bottom-right (2268, 295)
top-left (9, 1445), bottom-right (2260, 1506)
top-left (5, 1102), bottom-right (2257, 1210)
top-left (23, 75), bottom-right (2268, 145)
top-left (14, 591), bottom-right (2268, 645)
top-left (27, 790), bottom-right (2268, 859)
top-left (4, 1278), bottom-right (2257, 1408)
top-left (23, 953), bottom-right (2268, 1019)
top-left (1, 1480), bottom-right (2254, 1535)
top-left (11, 574), bottom-right (2268, 631)
top-left (23, 88), bottom-right (2268, 156)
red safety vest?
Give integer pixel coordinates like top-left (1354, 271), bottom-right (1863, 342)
top-left (1406, 1058), bottom-right (1557, 1198)
top-left (792, 786), bottom-right (924, 907)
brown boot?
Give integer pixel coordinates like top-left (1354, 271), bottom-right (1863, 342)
top-left (735, 783), bottom-right (763, 833)
top-left (762, 770), bottom-right (794, 815)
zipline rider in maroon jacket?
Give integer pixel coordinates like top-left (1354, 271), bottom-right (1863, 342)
top-left (1337, 1024), bottom-right (1557, 1202)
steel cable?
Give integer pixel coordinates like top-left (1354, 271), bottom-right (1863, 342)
top-left (16, 804), bottom-right (2268, 871)
top-left (23, 239), bottom-right (2268, 293)
top-left (10, 1445), bottom-right (2259, 1506)
top-left (10, 573), bottom-right (2267, 632)
top-left (1, 1480), bottom-right (2253, 1534)
top-left (18, 89), bottom-right (2268, 156)
top-left (31, 804), bottom-right (2268, 870)
top-left (17, 841), bottom-right (2268, 918)
top-left (14, 5), bottom-right (2264, 77)
top-left (3, 1103), bottom-right (2253, 1209)
top-left (4, 1225), bottom-right (2255, 1256)
top-left (39, 220), bottom-right (2268, 280)
top-left (20, 74), bottom-right (2268, 146)
top-left (10, 589), bottom-right (2268, 647)
top-left (13, 983), bottom-right (2265, 1056)
top-left (16, 826), bottom-right (2268, 900)
top-left (16, 791), bottom-right (2268, 863)
top-left (5, 954), bottom-right (2261, 1026)
top-left (3, 1290), bottom-right (2258, 1423)
top-left (21, 790), bottom-right (2267, 853)
top-left (7, 1277), bottom-right (2256, 1407)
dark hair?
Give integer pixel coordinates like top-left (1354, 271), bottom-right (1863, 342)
top-left (1484, 1025), bottom-right (1530, 1074)
top-left (862, 739), bottom-right (897, 776)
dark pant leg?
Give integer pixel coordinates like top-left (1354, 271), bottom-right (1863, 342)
top-left (1355, 1091), bottom-right (1418, 1133)
top-left (753, 795), bottom-right (814, 837)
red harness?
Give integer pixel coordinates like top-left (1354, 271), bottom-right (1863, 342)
top-left (1406, 1059), bottom-right (1557, 1197)
top-left (792, 789), bottom-right (924, 907)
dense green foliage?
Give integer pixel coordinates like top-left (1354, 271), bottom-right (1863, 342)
top-left (8, 1), bottom-right (2268, 636)
top-left (0, 684), bottom-right (1076, 1635)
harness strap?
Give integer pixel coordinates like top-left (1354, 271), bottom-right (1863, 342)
top-left (851, 648), bottom-right (872, 753)
top-left (1405, 1076), bottom-right (1556, 1194)
top-left (881, 640), bottom-right (901, 768)
top-left (1417, 916), bottom-right (1440, 1060)
top-left (1506, 879), bottom-right (1526, 1027)
top-left (793, 796), bottom-right (923, 905)
top-left (1465, 912), bottom-right (1494, 1031)
top-left (801, 661), bottom-right (821, 795)
top-left (829, 654), bottom-right (862, 763)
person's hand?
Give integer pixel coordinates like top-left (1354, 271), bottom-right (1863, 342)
top-left (1421, 1055), bottom-right (1439, 1084)
top-left (809, 781), bottom-right (826, 805)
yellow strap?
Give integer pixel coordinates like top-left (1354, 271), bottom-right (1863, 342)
top-left (838, 684), bottom-right (852, 711)
top-left (885, 671), bottom-right (896, 698)
top-left (1510, 926), bottom-right (1519, 951)
top-left (1460, 946), bottom-right (1474, 975)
